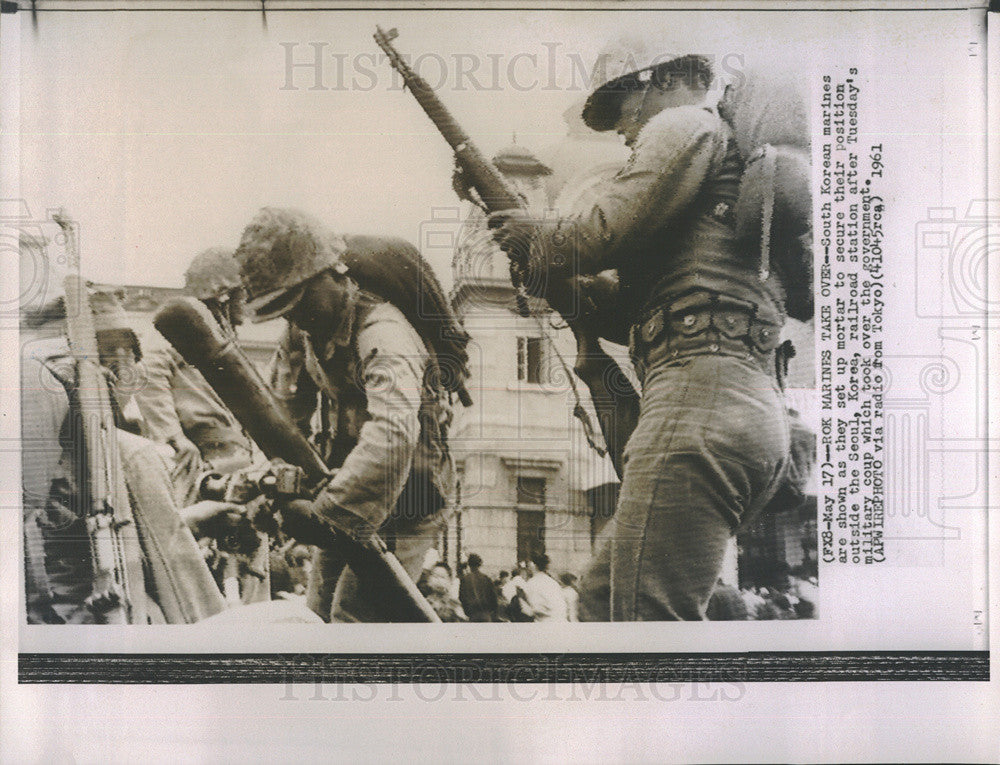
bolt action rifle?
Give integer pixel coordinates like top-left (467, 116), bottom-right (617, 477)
top-left (374, 26), bottom-right (640, 477)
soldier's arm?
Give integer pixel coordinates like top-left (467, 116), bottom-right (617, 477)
top-left (134, 341), bottom-right (186, 444)
top-left (537, 106), bottom-right (726, 274)
top-left (310, 304), bottom-right (425, 541)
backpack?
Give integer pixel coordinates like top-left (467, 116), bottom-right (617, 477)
top-left (719, 64), bottom-right (813, 321)
top-left (341, 235), bottom-right (473, 405)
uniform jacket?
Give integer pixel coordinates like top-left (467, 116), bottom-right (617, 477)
top-left (536, 104), bottom-right (787, 324)
top-left (136, 334), bottom-right (253, 462)
top-left (269, 289), bottom-right (456, 541)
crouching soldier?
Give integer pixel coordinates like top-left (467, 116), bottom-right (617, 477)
top-left (234, 207), bottom-right (460, 622)
top-left (136, 247), bottom-right (257, 500)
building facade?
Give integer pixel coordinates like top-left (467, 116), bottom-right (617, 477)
top-left (442, 140), bottom-right (619, 580)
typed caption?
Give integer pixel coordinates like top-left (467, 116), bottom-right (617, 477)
top-left (817, 69), bottom-right (886, 567)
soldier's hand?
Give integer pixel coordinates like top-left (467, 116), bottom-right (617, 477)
top-left (451, 162), bottom-right (473, 204)
top-left (487, 209), bottom-right (533, 253)
top-left (181, 500), bottom-right (246, 537)
top-left (276, 498), bottom-right (336, 548)
top-left (451, 162), bottom-right (488, 208)
top-left (169, 435), bottom-right (202, 472)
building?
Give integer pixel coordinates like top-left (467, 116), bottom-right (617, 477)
top-left (443, 139), bottom-right (619, 579)
top-left (87, 283), bottom-right (285, 372)
top-left (80, 118), bottom-right (818, 589)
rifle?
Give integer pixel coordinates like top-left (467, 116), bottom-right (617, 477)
top-left (154, 297), bottom-right (441, 622)
top-left (551, 274), bottom-right (640, 481)
top-left (374, 27), bottom-right (640, 475)
top-left (373, 26), bottom-right (532, 318)
top-left (374, 26), bottom-right (641, 477)
top-left (61, 270), bottom-right (148, 623)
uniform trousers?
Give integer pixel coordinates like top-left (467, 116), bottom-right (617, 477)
top-left (578, 344), bottom-right (790, 621)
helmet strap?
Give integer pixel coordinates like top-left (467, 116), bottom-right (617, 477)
top-left (631, 80), bottom-right (653, 127)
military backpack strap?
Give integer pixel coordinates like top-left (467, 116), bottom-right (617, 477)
top-left (757, 144), bottom-right (777, 282)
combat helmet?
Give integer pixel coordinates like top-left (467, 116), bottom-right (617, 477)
top-left (234, 207), bottom-right (348, 323)
top-left (184, 246), bottom-right (242, 301)
top-left (581, 36), bottom-right (713, 132)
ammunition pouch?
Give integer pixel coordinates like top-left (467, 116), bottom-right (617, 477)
top-left (630, 290), bottom-right (783, 380)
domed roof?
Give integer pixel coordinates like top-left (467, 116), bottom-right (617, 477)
top-left (492, 142), bottom-right (552, 176)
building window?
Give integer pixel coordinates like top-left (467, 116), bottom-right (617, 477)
top-left (517, 336), bottom-right (543, 384)
top-left (516, 509), bottom-right (546, 562)
top-left (516, 475), bottom-right (546, 506)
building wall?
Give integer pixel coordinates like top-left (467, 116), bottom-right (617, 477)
top-left (446, 275), bottom-right (614, 579)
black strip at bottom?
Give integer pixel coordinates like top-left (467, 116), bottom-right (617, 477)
top-left (18, 651), bottom-right (989, 683)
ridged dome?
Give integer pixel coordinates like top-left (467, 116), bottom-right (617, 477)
top-left (492, 143), bottom-right (552, 176)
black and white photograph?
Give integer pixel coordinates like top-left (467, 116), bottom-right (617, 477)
top-left (1, 1), bottom-right (996, 762)
top-left (15, 5), bottom-right (821, 630)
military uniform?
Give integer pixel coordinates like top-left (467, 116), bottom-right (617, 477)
top-left (134, 246), bottom-right (268, 604)
top-left (237, 210), bottom-right (456, 622)
top-left (135, 246), bottom-right (256, 490)
top-left (21, 313), bottom-right (226, 624)
top-left (508, 70), bottom-right (791, 621)
top-left (137, 337), bottom-right (254, 477)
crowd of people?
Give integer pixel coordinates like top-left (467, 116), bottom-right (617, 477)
top-left (409, 553), bottom-right (581, 623)
top-left (706, 576), bottom-right (818, 621)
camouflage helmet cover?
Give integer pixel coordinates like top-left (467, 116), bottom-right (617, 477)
top-left (234, 207), bottom-right (348, 322)
top-left (184, 246), bottom-right (242, 300)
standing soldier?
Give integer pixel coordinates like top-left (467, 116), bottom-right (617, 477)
top-left (235, 207), bottom-right (460, 622)
top-left (490, 41), bottom-right (792, 621)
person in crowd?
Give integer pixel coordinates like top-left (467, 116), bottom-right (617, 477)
top-left (705, 577), bottom-right (749, 620)
top-left (419, 562), bottom-right (468, 622)
top-left (451, 561), bottom-right (467, 602)
top-left (517, 554), bottom-right (568, 622)
top-left (560, 572), bottom-right (580, 622)
top-left (742, 586), bottom-right (767, 620)
top-left (459, 553), bottom-right (499, 622)
top-left (758, 591), bottom-right (797, 620)
top-left (495, 571), bottom-right (512, 622)
top-left (502, 562), bottom-right (532, 622)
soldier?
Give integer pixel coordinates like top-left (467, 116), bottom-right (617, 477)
top-left (136, 247), bottom-right (256, 498)
top-left (489, 41), bottom-right (792, 621)
top-left (135, 247), bottom-right (271, 603)
top-left (234, 207), bottom-right (459, 622)
top-left (21, 288), bottom-right (229, 624)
